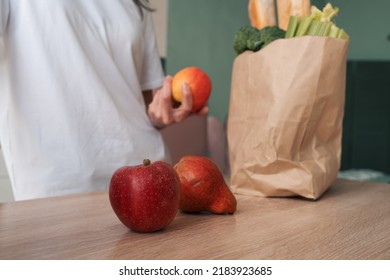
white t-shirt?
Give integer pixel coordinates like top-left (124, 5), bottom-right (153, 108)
top-left (0, 0), bottom-right (167, 200)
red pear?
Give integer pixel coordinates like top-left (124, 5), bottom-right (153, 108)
top-left (174, 156), bottom-right (237, 214)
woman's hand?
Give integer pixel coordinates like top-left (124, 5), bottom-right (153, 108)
top-left (146, 76), bottom-right (208, 129)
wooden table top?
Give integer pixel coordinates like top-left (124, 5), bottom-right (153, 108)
top-left (0, 179), bottom-right (389, 260)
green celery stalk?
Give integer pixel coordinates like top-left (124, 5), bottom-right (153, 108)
top-left (322, 3), bottom-right (339, 22)
top-left (284, 3), bottom-right (349, 41)
top-left (328, 24), bottom-right (340, 38)
top-left (285, 16), bottom-right (300, 38)
top-left (318, 22), bottom-right (327, 36)
top-left (322, 22), bottom-right (332, 36)
top-left (310, 5), bottom-right (322, 21)
top-left (295, 16), bottom-right (313, 36)
top-left (338, 29), bottom-right (350, 40)
top-left (318, 21), bottom-right (332, 36)
top-left (307, 20), bottom-right (321, 36)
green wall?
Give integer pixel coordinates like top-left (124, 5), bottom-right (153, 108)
top-left (166, 0), bottom-right (248, 122)
top-left (167, 0), bottom-right (390, 121)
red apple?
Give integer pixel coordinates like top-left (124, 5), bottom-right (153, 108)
top-left (109, 159), bottom-right (180, 233)
top-left (171, 66), bottom-right (212, 112)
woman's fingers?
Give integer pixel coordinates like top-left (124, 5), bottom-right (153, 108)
top-left (147, 76), bottom-right (209, 129)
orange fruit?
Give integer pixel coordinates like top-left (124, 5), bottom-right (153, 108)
top-left (171, 66), bottom-right (212, 113)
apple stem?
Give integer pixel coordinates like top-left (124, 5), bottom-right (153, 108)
top-left (143, 159), bottom-right (151, 166)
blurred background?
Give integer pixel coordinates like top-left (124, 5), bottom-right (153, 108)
top-left (1, 0), bottom-right (389, 202)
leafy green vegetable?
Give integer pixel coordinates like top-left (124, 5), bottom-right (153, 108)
top-left (233, 25), bottom-right (286, 55)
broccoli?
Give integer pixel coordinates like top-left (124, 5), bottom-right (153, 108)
top-left (233, 26), bottom-right (259, 55)
top-left (246, 29), bottom-right (263, 52)
top-left (260, 26), bottom-right (286, 47)
top-left (233, 25), bottom-right (285, 55)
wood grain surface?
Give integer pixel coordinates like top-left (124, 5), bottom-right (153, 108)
top-left (0, 179), bottom-right (389, 260)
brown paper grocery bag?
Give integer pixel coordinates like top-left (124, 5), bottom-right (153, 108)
top-left (227, 36), bottom-right (349, 199)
